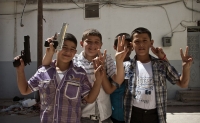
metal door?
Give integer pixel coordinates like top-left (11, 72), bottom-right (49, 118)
top-left (187, 28), bottom-right (200, 87)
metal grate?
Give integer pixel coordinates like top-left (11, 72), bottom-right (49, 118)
top-left (85, 3), bottom-right (99, 18)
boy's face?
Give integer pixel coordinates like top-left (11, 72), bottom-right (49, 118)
top-left (80, 35), bottom-right (102, 58)
top-left (132, 33), bottom-right (153, 57)
top-left (57, 40), bottom-right (77, 63)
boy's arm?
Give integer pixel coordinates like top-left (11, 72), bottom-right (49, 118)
top-left (15, 57), bottom-right (32, 95)
top-left (101, 70), bottom-right (117, 94)
top-left (177, 46), bottom-right (193, 88)
top-left (42, 38), bottom-right (55, 65)
top-left (84, 61), bottom-right (103, 103)
top-left (95, 50), bottom-right (117, 94)
top-left (113, 35), bottom-right (129, 84)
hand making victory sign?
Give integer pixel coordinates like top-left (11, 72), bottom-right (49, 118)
top-left (176, 46), bottom-right (193, 88)
top-left (180, 46), bottom-right (193, 68)
top-left (115, 35), bottom-right (129, 62)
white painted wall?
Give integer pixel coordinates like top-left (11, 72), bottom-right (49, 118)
top-left (0, 0), bottom-right (200, 99)
top-left (0, 1), bottom-right (199, 61)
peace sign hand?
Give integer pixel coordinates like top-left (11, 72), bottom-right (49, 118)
top-left (97, 49), bottom-right (107, 69)
top-left (93, 57), bottom-right (104, 82)
top-left (180, 46), bottom-right (193, 68)
top-left (115, 35), bottom-right (129, 62)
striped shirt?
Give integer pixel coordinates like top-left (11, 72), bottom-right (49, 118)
top-left (28, 60), bottom-right (92, 123)
top-left (124, 55), bottom-right (180, 123)
top-left (73, 51), bottom-right (116, 121)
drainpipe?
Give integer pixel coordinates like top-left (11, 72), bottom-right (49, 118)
top-left (13, 1), bottom-right (17, 57)
top-left (36, 0), bottom-right (43, 102)
top-left (37, 0), bottom-right (43, 68)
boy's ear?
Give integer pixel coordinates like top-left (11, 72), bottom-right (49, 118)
top-left (151, 40), bottom-right (154, 46)
top-left (130, 42), bottom-right (134, 51)
top-left (80, 41), bottom-right (83, 47)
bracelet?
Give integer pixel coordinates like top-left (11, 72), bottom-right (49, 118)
top-left (161, 54), bottom-right (166, 60)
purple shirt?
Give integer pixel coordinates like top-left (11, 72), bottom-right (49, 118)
top-left (28, 60), bottom-right (92, 123)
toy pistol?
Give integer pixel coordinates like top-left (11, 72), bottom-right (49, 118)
top-left (44, 23), bottom-right (68, 50)
top-left (13, 35), bottom-right (31, 67)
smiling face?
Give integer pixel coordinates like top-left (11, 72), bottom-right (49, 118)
top-left (57, 40), bottom-right (77, 63)
top-left (80, 35), bottom-right (102, 60)
top-left (132, 33), bottom-right (153, 57)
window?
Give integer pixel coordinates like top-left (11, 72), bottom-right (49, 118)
top-left (85, 3), bottom-right (99, 18)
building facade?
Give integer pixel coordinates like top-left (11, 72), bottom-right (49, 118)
top-left (0, 0), bottom-right (200, 99)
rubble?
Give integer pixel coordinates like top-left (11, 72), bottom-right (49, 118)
top-left (0, 98), bottom-right (40, 116)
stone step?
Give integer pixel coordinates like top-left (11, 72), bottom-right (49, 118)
top-left (188, 87), bottom-right (200, 91)
top-left (176, 90), bottom-right (200, 101)
top-left (180, 97), bottom-right (200, 103)
top-left (167, 100), bottom-right (200, 106)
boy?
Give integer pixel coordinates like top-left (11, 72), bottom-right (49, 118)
top-left (42, 29), bottom-right (128, 123)
top-left (14, 33), bottom-right (104, 123)
top-left (110, 33), bottom-right (168, 123)
top-left (110, 33), bottom-right (133, 123)
top-left (123, 27), bottom-right (192, 123)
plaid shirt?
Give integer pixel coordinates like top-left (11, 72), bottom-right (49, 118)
top-left (124, 55), bottom-right (180, 123)
top-left (28, 60), bottom-right (92, 123)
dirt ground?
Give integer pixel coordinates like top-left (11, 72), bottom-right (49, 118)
top-left (0, 100), bottom-right (200, 123)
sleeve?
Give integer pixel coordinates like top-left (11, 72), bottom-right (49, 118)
top-left (81, 73), bottom-right (92, 99)
top-left (165, 62), bottom-right (181, 85)
top-left (105, 54), bottom-right (116, 78)
top-left (109, 77), bottom-right (120, 88)
top-left (27, 69), bottom-right (42, 92)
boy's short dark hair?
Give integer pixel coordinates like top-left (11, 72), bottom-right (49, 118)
top-left (114, 33), bottom-right (131, 47)
top-left (64, 33), bottom-right (77, 47)
top-left (82, 29), bottom-right (102, 42)
top-left (131, 27), bottom-right (152, 41)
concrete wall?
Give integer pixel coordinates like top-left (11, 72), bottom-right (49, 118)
top-left (0, 0), bottom-right (200, 99)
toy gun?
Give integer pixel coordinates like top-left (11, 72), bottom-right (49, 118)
top-left (44, 23), bottom-right (68, 50)
top-left (13, 35), bottom-right (31, 67)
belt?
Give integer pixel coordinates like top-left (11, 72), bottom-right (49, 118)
top-left (132, 106), bottom-right (157, 114)
top-left (82, 115), bottom-right (100, 121)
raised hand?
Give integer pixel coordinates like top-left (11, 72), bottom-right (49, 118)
top-left (46, 33), bottom-right (57, 55)
top-left (14, 56), bottom-right (25, 70)
top-left (180, 46), bottom-right (193, 68)
top-left (151, 45), bottom-right (167, 60)
top-left (93, 58), bottom-right (104, 82)
top-left (115, 35), bottom-right (129, 62)
top-left (97, 49), bottom-right (107, 69)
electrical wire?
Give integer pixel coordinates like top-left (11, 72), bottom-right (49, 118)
top-left (1, 0), bottom-right (199, 15)
top-left (164, 20), bottom-right (195, 37)
top-left (20, 0), bottom-right (27, 27)
top-left (71, 0), bottom-right (84, 9)
top-left (1, 0), bottom-right (199, 37)
top-left (158, 6), bottom-right (173, 37)
top-left (183, 0), bottom-right (200, 13)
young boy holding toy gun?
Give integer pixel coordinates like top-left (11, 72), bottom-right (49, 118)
top-left (13, 23), bottom-right (103, 123)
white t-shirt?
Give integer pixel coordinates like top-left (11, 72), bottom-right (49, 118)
top-left (133, 61), bottom-right (156, 109)
top-left (56, 69), bottom-right (67, 84)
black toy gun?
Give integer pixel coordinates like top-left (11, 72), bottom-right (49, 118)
top-left (13, 35), bottom-right (31, 67)
top-left (44, 23), bottom-right (68, 50)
